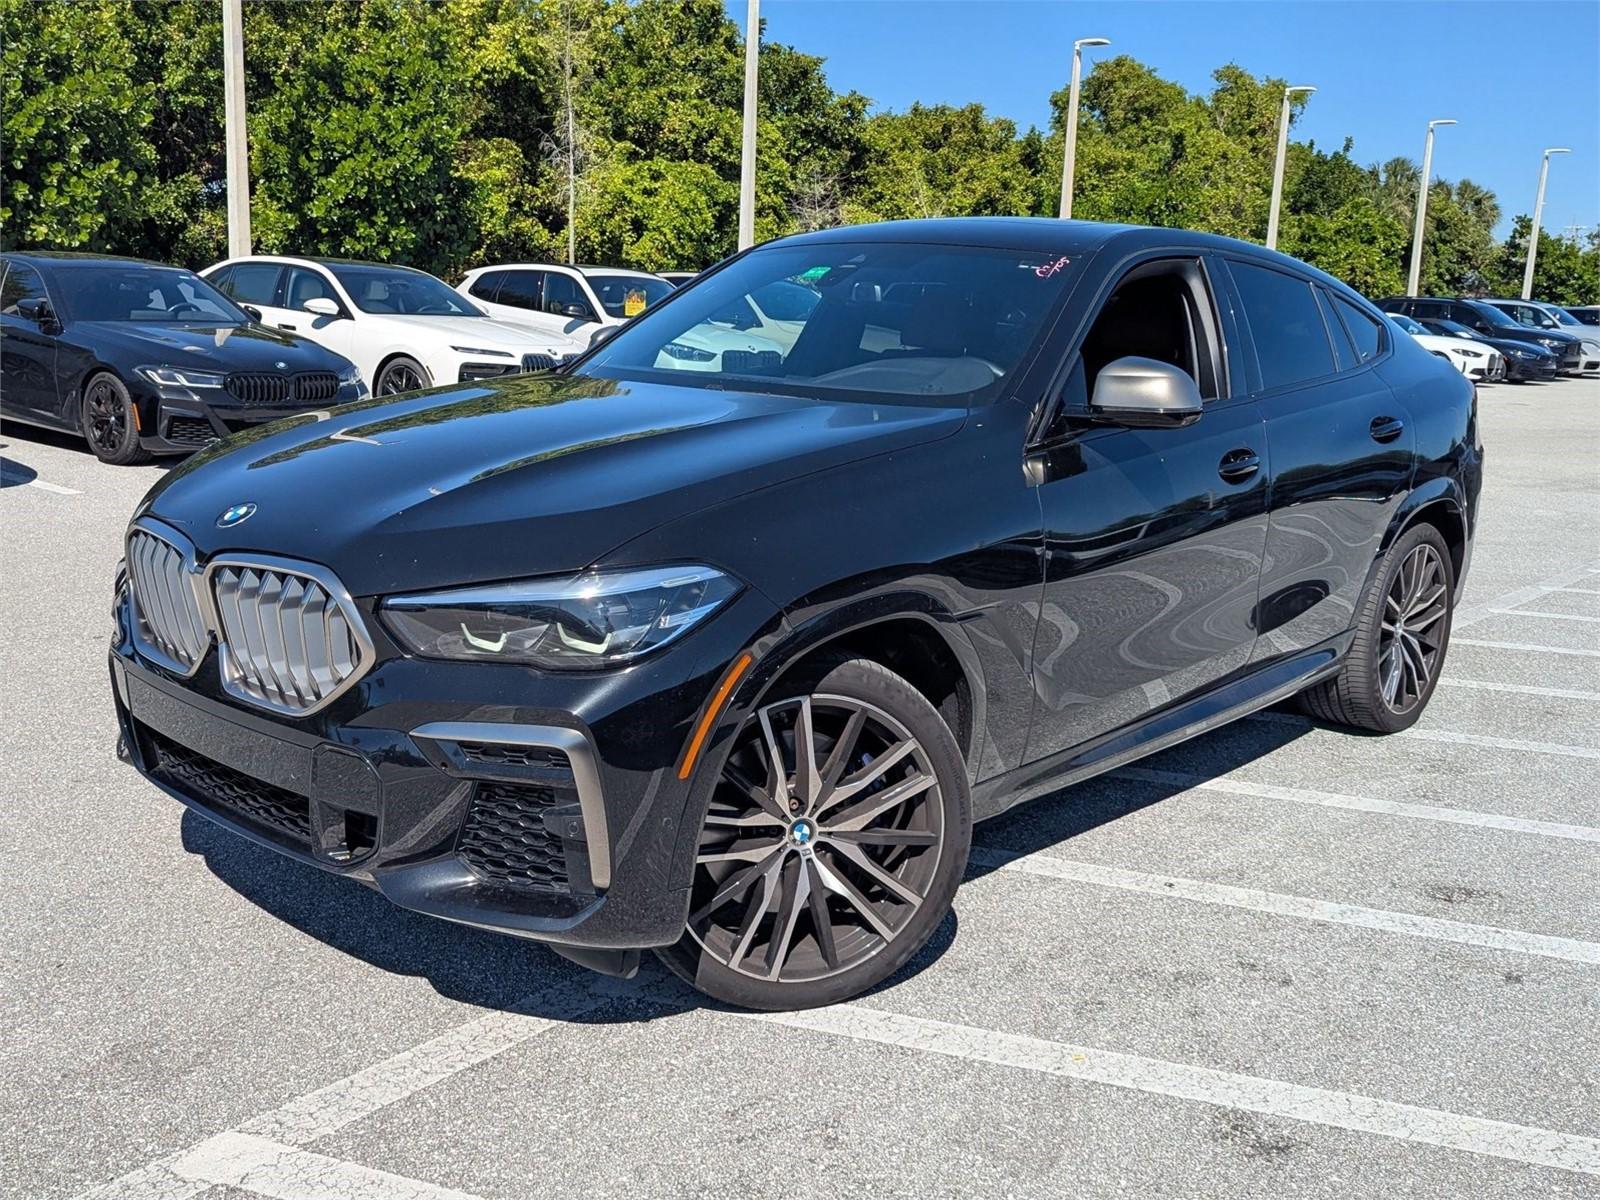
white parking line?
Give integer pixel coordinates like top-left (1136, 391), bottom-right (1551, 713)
top-left (70, 981), bottom-right (600, 1200)
top-left (1439, 678), bottom-right (1600, 702)
top-left (758, 1005), bottom-right (1600, 1177)
top-left (973, 849), bottom-right (1600, 965)
top-left (1488, 608), bottom-right (1600, 624)
top-left (26, 477), bottom-right (81, 495)
top-left (1112, 766), bottom-right (1600, 844)
top-left (1401, 728), bottom-right (1600, 760)
top-left (1452, 637), bottom-right (1600, 658)
top-left (1455, 562), bottom-right (1600, 629)
top-left (167, 1132), bottom-right (486, 1200)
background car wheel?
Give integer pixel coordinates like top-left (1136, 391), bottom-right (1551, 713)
top-left (1298, 522), bottom-right (1454, 733)
top-left (374, 356), bottom-right (429, 396)
top-left (657, 656), bottom-right (971, 1011)
top-left (79, 373), bottom-right (151, 465)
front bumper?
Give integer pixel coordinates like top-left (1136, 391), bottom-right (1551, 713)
top-left (110, 584), bottom-right (778, 952)
top-left (138, 385), bottom-right (368, 455)
top-left (1502, 356), bottom-right (1559, 382)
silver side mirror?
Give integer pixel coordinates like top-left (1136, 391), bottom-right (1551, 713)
top-left (1090, 356), bottom-right (1203, 428)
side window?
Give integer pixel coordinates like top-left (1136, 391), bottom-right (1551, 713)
top-left (224, 263), bottom-right (283, 306)
top-left (495, 270), bottom-right (543, 310)
top-left (1228, 260), bottom-right (1336, 390)
top-left (1332, 295), bottom-right (1385, 364)
top-left (0, 262), bottom-right (48, 315)
top-left (468, 270), bottom-right (507, 303)
top-left (543, 272), bottom-right (594, 318)
top-left (208, 264), bottom-right (235, 294)
top-left (284, 267), bottom-right (337, 312)
top-left (1412, 300), bottom-right (1445, 320)
top-left (1317, 290), bottom-right (1355, 371)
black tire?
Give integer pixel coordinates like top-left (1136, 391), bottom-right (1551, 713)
top-left (1298, 522), bottom-right (1454, 733)
top-left (374, 355), bottom-right (429, 396)
top-left (657, 656), bottom-right (971, 1010)
top-left (79, 372), bottom-right (152, 465)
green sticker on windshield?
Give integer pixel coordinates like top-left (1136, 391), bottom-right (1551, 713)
top-left (798, 266), bottom-right (831, 283)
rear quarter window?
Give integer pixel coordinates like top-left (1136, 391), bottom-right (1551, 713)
top-left (1228, 260), bottom-right (1336, 390)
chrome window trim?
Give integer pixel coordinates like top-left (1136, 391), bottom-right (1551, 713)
top-left (408, 721), bottom-right (612, 890)
top-left (125, 518), bottom-right (212, 678)
top-left (201, 551), bottom-right (376, 718)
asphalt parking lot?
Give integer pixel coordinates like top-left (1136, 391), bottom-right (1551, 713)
top-left (2, 375), bottom-right (1597, 1199)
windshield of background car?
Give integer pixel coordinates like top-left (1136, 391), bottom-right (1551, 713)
top-left (1388, 313), bottom-right (1425, 335)
top-left (588, 274), bottom-right (675, 319)
top-left (1470, 302), bottom-right (1522, 330)
top-left (582, 242), bottom-right (1078, 405)
top-left (328, 265), bottom-right (484, 316)
top-left (55, 266), bottom-right (245, 324)
top-left (1545, 307), bottom-right (1582, 327)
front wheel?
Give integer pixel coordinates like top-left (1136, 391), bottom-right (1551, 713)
top-left (1298, 522), bottom-right (1454, 732)
top-left (374, 356), bottom-right (429, 396)
top-left (80, 373), bottom-right (151, 465)
top-left (657, 657), bottom-right (971, 1010)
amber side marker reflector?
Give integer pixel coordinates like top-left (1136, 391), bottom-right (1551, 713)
top-left (678, 652), bottom-right (752, 780)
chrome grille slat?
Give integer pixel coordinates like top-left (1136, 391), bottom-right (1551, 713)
top-left (126, 530), bottom-right (208, 673)
top-left (209, 560), bottom-right (368, 715)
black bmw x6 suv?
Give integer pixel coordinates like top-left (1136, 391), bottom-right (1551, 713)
top-left (110, 219), bottom-right (1480, 1009)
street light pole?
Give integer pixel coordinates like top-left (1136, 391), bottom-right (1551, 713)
top-left (1058, 36), bottom-right (1109, 220)
top-left (1406, 119), bottom-right (1455, 297)
top-left (1265, 85), bottom-right (1315, 250)
top-left (221, 0), bottom-right (251, 258)
top-left (1521, 147), bottom-right (1571, 299)
top-left (737, 0), bottom-right (760, 250)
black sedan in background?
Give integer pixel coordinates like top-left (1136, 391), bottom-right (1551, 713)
top-left (1377, 295), bottom-right (1586, 374)
top-left (1, 252), bottom-right (365, 464)
top-left (1414, 316), bottom-right (1561, 382)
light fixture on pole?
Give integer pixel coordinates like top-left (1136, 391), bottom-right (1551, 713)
top-left (1406, 119), bottom-right (1456, 297)
top-left (1521, 147), bottom-right (1570, 299)
top-left (737, 0), bottom-right (760, 250)
top-left (1058, 37), bottom-right (1110, 220)
top-left (1265, 85), bottom-right (1315, 250)
top-left (221, 0), bottom-right (251, 257)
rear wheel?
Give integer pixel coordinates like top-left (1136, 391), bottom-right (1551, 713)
top-left (1298, 523), bottom-right (1454, 733)
top-left (658, 657), bottom-right (970, 1010)
top-left (80, 373), bottom-right (151, 465)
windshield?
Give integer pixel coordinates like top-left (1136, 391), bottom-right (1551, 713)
top-left (1545, 306), bottom-right (1581, 327)
top-left (1388, 313), bottom-right (1425, 335)
top-left (1470, 303), bottom-right (1522, 330)
top-left (327, 264), bottom-right (483, 316)
top-left (55, 265), bottom-right (245, 324)
top-left (582, 241), bottom-right (1078, 405)
top-left (587, 274), bottom-right (675, 319)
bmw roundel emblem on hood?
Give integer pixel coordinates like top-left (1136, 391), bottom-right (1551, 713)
top-left (217, 502), bottom-right (257, 528)
top-left (274, 361), bottom-right (288, 369)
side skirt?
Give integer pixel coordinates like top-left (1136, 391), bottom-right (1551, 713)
top-left (971, 634), bottom-right (1351, 823)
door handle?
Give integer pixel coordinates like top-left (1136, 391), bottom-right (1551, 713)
top-left (1218, 448), bottom-right (1260, 482)
top-left (1370, 415), bottom-right (1405, 443)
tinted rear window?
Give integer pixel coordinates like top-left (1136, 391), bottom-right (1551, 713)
top-left (1229, 261), bottom-right (1335, 389)
top-left (1333, 295), bottom-right (1385, 364)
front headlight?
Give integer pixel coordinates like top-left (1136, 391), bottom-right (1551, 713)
top-left (1538, 337), bottom-right (1563, 349)
top-left (382, 564), bottom-right (740, 669)
top-left (1457, 349), bottom-right (1485, 359)
top-left (450, 345), bottom-right (516, 358)
top-left (337, 362), bottom-right (362, 383)
top-left (138, 365), bottom-right (226, 389)
top-left (662, 342), bottom-right (716, 362)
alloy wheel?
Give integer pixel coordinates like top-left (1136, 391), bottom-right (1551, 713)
top-left (1378, 542), bottom-right (1448, 713)
top-left (377, 363), bottom-right (425, 395)
top-left (84, 379), bottom-right (128, 454)
top-left (687, 694), bottom-right (945, 984)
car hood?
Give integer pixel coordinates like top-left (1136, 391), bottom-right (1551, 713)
top-left (365, 314), bottom-right (586, 354)
top-left (136, 372), bottom-right (965, 595)
top-left (1413, 333), bottom-right (1492, 356)
top-left (75, 321), bottom-right (348, 371)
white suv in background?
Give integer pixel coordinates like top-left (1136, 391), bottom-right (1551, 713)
top-left (457, 264), bottom-right (678, 344)
top-left (203, 256), bottom-right (586, 395)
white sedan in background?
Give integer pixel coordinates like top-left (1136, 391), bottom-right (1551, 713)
top-left (203, 256), bottom-right (586, 395)
top-left (458, 263), bottom-right (676, 346)
top-left (1386, 311), bottom-right (1503, 383)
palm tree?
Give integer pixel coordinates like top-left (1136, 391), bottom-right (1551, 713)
top-left (1373, 156), bottom-right (1420, 225)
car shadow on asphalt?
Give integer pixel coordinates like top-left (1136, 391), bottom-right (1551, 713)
top-left (964, 714), bottom-right (1312, 879)
top-left (0, 453), bottom-right (38, 488)
top-left (179, 809), bottom-right (959, 1021)
top-left (0, 419), bottom-right (181, 471)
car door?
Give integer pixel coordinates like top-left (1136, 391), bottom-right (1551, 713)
top-left (214, 261), bottom-right (285, 326)
top-left (484, 269), bottom-right (567, 338)
top-left (0, 261), bottom-right (62, 422)
top-left (1023, 253), bottom-right (1270, 762)
top-left (1219, 258), bottom-right (1414, 665)
top-left (541, 270), bottom-right (604, 335)
top-left (278, 265), bottom-right (356, 360)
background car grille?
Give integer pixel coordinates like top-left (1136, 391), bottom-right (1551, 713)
top-left (211, 564), bottom-right (365, 713)
top-left (224, 372), bottom-right (342, 406)
top-left (520, 353), bottom-right (558, 372)
top-left (126, 530), bottom-right (209, 672)
top-left (143, 724), bottom-right (312, 845)
top-left (457, 781), bottom-right (571, 893)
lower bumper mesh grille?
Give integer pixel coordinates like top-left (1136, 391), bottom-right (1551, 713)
top-left (458, 781), bottom-right (570, 893)
top-left (144, 726), bottom-right (312, 844)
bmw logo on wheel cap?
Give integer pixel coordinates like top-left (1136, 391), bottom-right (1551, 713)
top-left (217, 502), bottom-right (257, 528)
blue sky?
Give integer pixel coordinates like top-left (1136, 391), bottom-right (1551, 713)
top-left (728, 1), bottom-right (1600, 240)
